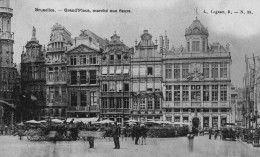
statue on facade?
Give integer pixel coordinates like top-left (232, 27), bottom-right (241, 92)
top-left (32, 26), bottom-right (36, 41)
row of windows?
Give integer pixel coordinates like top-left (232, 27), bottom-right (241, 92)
top-left (101, 98), bottom-right (129, 109)
top-left (165, 63), bottom-right (228, 79)
top-left (48, 87), bottom-right (67, 103)
top-left (102, 82), bottom-right (129, 92)
top-left (165, 108), bottom-right (228, 113)
top-left (41, 108), bottom-right (66, 115)
top-left (132, 98), bottom-right (160, 110)
top-left (70, 70), bottom-right (97, 85)
top-left (102, 54), bottom-right (129, 61)
top-left (165, 85), bottom-right (227, 102)
top-left (132, 66), bottom-right (161, 76)
top-left (102, 66), bottom-right (130, 75)
top-left (70, 91), bottom-right (97, 106)
top-left (70, 55), bottom-right (98, 65)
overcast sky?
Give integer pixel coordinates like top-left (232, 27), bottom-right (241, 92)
top-left (9, 0), bottom-right (260, 87)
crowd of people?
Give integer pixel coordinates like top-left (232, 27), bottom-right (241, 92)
top-left (2, 118), bottom-right (198, 150)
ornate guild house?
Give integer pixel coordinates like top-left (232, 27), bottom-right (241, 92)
top-left (162, 17), bottom-right (232, 130)
top-left (45, 23), bottom-right (73, 119)
top-left (131, 30), bottom-right (163, 122)
top-left (66, 30), bottom-right (105, 118)
top-left (20, 27), bottom-right (46, 120)
top-left (100, 33), bottom-right (132, 123)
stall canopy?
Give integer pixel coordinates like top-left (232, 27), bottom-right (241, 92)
top-left (66, 118), bottom-right (98, 124)
top-left (95, 119), bottom-right (114, 124)
top-left (24, 120), bottom-right (40, 124)
top-left (52, 119), bottom-right (63, 123)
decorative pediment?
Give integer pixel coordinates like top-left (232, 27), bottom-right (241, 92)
top-left (67, 44), bottom-right (98, 54)
top-left (25, 40), bottom-right (41, 48)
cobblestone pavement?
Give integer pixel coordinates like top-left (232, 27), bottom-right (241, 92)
top-left (0, 135), bottom-right (260, 157)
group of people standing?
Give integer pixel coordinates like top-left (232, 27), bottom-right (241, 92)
top-left (131, 123), bottom-right (147, 145)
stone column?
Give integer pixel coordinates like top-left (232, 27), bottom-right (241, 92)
top-left (209, 112), bottom-right (212, 128)
top-left (200, 109), bottom-right (204, 128)
top-left (218, 62), bottom-right (220, 78)
top-left (209, 63), bottom-right (212, 78)
top-left (188, 109), bottom-right (191, 122)
top-left (218, 113), bottom-right (221, 130)
top-left (180, 114), bottom-right (183, 123)
top-left (172, 114), bottom-right (175, 123)
top-left (163, 114), bottom-right (166, 121)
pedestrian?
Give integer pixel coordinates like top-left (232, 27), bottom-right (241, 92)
top-left (18, 128), bottom-right (24, 140)
top-left (86, 122), bottom-right (95, 148)
top-left (209, 128), bottom-right (212, 140)
top-left (187, 122), bottom-right (194, 152)
top-left (214, 130), bottom-right (218, 140)
top-left (112, 122), bottom-right (121, 149)
top-left (0, 125), bottom-right (3, 135)
top-left (140, 124), bottom-right (147, 145)
top-left (131, 124), bottom-right (137, 141)
top-left (135, 124), bottom-right (141, 145)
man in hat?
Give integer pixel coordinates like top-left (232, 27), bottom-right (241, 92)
top-left (87, 122), bottom-right (96, 148)
top-left (112, 121), bottom-right (121, 149)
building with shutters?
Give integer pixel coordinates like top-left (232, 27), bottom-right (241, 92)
top-left (99, 33), bottom-right (132, 123)
top-left (162, 17), bottom-right (232, 130)
top-left (66, 30), bottom-right (105, 118)
top-left (20, 27), bottom-right (46, 120)
top-left (131, 30), bottom-right (163, 122)
top-left (44, 23), bottom-right (73, 119)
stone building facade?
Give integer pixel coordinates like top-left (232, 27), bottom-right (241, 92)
top-left (66, 30), bottom-right (105, 118)
top-left (20, 27), bottom-right (46, 120)
top-left (0, 0), bottom-right (18, 125)
top-left (100, 33), bottom-right (132, 123)
top-left (45, 23), bottom-right (72, 119)
top-left (131, 30), bottom-right (163, 122)
top-left (162, 17), bottom-right (232, 130)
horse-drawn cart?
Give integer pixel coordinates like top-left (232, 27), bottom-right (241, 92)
top-left (221, 123), bottom-right (236, 141)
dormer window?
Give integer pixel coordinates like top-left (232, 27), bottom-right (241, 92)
top-left (110, 55), bottom-right (114, 61)
top-left (192, 41), bottom-right (200, 51)
top-left (117, 54), bottom-right (121, 60)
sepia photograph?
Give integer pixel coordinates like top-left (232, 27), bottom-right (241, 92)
top-left (1, 0), bottom-right (260, 156)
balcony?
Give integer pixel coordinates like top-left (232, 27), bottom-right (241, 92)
top-left (47, 47), bottom-right (67, 52)
top-left (100, 109), bottom-right (130, 114)
top-left (0, 7), bottom-right (13, 14)
top-left (67, 106), bottom-right (99, 112)
top-left (0, 32), bottom-right (14, 40)
top-left (165, 52), bottom-right (230, 59)
top-left (101, 92), bottom-right (130, 97)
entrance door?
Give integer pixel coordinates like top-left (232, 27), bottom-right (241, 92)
top-left (192, 117), bottom-right (200, 134)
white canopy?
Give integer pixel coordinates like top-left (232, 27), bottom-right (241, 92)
top-left (38, 120), bottom-right (47, 123)
top-left (52, 119), bottom-right (63, 123)
top-left (173, 122), bottom-right (191, 126)
top-left (155, 121), bottom-right (173, 125)
top-left (125, 119), bottom-right (138, 123)
top-left (95, 119), bottom-right (114, 124)
top-left (66, 118), bottom-right (98, 124)
top-left (24, 120), bottom-right (40, 124)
